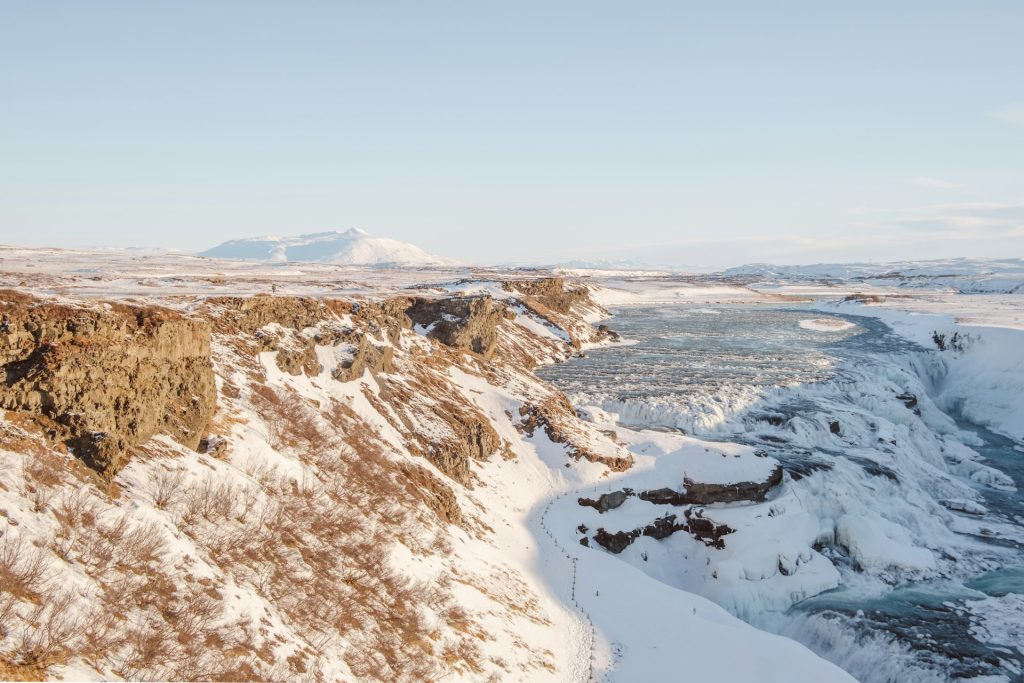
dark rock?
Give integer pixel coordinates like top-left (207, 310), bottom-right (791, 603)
top-left (829, 420), bottom-right (842, 435)
top-left (637, 464), bottom-right (783, 505)
top-left (593, 528), bottom-right (638, 554)
top-left (594, 510), bottom-right (735, 554)
top-left (405, 296), bottom-right (506, 357)
top-left (641, 514), bottom-right (685, 540)
top-left (896, 392), bottom-right (919, 409)
top-left (578, 489), bottom-right (632, 512)
top-left (684, 508), bottom-right (734, 549)
top-left (579, 537), bottom-right (590, 547)
top-left (198, 435), bottom-right (228, 457)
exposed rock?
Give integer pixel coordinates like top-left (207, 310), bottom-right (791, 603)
top-left (519, 396), bottom-right (633, 472)
top-left (896, 392), bottom-right (918, 409)
top-left (637, 487), bottom-right (687, 506)
top-left (0, 293), bottom-right (216, 475)
top-left (843, 293), bottom-right (884, 303)
top-left (398, 461), bottom-right (462, 525)
top-left (641, 514), bottom-right (684, 540)
top-left (332, 337), bottom-right (394, 382)
top-left (208, 294), bottom-right (349, 334)
top-left (578, 489), bottom-right (632, 512)
top-left (829, 420), bottom-right (842, 435)
top-left (502, 277), bottom-right (588, 314)
top-left (632, 464), bottom-right (783, 506)
top-left (382, 378), bottom-right (501, 485)
top-left (593, 528), bottom-right (637, 554)
top-left (591, 510), bottom-right (734, 554)
top-left (406, 296), bottom-right (506, 357)
top-left (678, 465), bottom-right (783, 504)
top-left (596, 324), bottom-right (619, 342)
top-left (276, 340), bottom-right (322, 376)
top-left (198, 435), bottom-right (228, 457)
top-left (683, 508), bottom-right (734, 549)
top-left (353, 297), bottom-right (413, 345)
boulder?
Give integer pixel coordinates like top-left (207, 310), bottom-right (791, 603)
top-left (578, 489), bottom-right (632, 512)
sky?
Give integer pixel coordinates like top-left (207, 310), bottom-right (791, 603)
top-left (2, 0), bottom-right (1023, 268)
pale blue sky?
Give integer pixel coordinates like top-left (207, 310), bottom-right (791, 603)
top-left (2, 1), bottom-right (1022, 267)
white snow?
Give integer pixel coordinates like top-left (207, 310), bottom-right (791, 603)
top-left (799, 318), bottom-right (858, 332)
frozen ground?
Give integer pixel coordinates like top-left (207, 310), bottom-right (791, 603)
top-left (2, 246), bottom-right (1020, 681)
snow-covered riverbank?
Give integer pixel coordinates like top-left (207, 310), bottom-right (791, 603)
top-left (543, 288), bottom-right (1024, 682)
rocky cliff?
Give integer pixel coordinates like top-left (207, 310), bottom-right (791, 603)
top-left (0, 291), bottom-right (216, 475)
top-left (0, 276), bottom-right (632, 681)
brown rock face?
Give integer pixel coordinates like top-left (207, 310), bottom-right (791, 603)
top-left (502, 277), bottom-right (588, 314)
top-left (519, 396), bottom-right (633, 472)
top-left (275, 340), bottom-right (322, 376)
top-left (0, 293), bottom-right (216, 475)
top-left (636, 464), bottom-right (783, 506)
top-left (208, 294), bottom-right (349, 334)
top-left (405, 296), bottom-right (506, 357)
top-left (331, 337), bottom-right (394, 382)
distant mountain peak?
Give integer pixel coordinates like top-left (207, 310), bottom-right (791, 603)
top-left (200, 229), bottom-right (456, 267)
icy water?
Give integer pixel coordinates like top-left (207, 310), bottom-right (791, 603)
top-left (539, 304), bottom-right (1024, 683)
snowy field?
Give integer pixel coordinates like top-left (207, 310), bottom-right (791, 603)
top-left (2, 246), bottom-right (1021, 681)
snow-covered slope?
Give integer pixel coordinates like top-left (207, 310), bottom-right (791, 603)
top-left (201, 228), bottom-right (455, 267)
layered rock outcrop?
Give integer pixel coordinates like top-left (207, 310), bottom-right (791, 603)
top-left (502, 277), bottom-right (588, 314)
top-left (0, 292), bottom-right (216, 475)
top-left (405, 296), bottom-right (508, 358)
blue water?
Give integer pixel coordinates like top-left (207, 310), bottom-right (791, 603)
top-left (539, 303), bottom-right (1024, 682)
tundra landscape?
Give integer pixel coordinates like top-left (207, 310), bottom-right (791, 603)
top-left (3, 2), bottom-right (1023, 680)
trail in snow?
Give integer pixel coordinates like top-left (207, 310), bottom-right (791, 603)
top-left (538, 492), bottom-right (597, 682)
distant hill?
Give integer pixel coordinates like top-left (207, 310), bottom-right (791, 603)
top-left (201, 229), bottom-right (456, 267)
top-left (723, 257), bottom-right (1024, 293)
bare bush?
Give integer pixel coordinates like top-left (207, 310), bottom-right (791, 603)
top-left (12, 591), bottom-right (83, 669)
top-left (0, 534), bottom-right (51, 603)
top-left (151, 467), bottom-right (186, 510)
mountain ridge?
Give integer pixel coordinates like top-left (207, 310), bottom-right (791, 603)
top-left (201, 228), bottom-right (456, 267)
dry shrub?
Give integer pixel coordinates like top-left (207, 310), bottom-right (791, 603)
top-left (0, 534), bottom-right (51, 605)
top-left (170, 391), bottom-right (482, 681)
top-left (11, 590), bottom-right (82, 669)
top-left (21, 450), bottom-right (66, 513)
top-left (249, 385), bottom-right (327, 452)
top-left (151, 467), bottom-right (186, 510)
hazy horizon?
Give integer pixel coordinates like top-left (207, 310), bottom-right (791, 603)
top-left (2, 1), bottom-right (1022, 267)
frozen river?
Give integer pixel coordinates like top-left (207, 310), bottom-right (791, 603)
top-left (539, 304), bottom-right (1024, 682)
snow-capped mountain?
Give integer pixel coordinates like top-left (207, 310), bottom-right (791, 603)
top-left (201, 229), bottom-right (456, 267)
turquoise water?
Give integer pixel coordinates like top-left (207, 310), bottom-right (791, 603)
top-left (540, 303), bottom-right (1024, 681)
